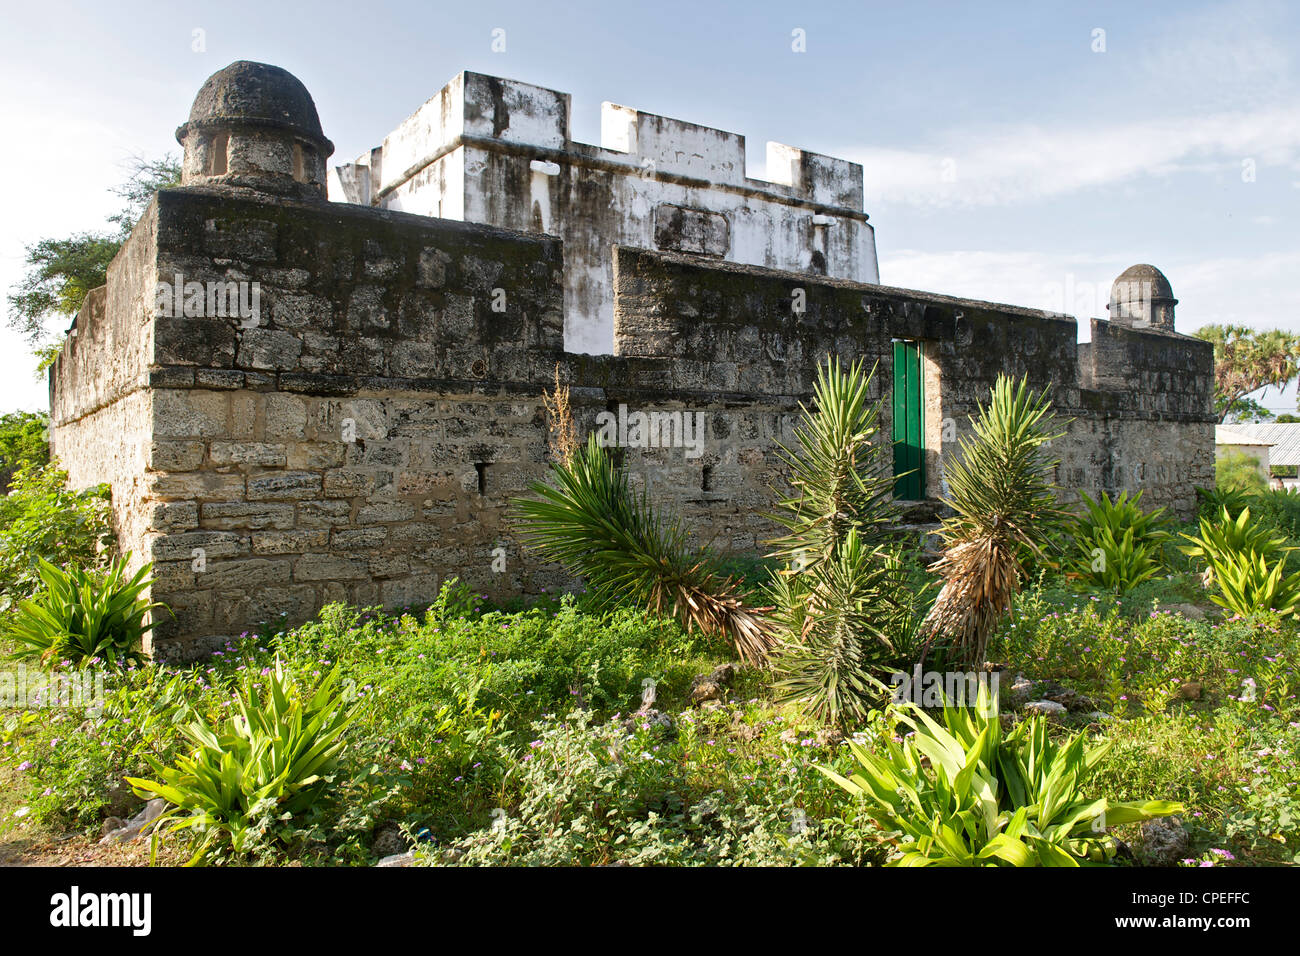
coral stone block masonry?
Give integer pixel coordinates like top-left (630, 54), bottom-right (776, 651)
top-left (48, 61), bottom-right (1215, 659)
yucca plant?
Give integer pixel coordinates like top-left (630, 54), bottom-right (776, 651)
top-left (770, 527), bottom-right (909, 726)
top-left (1066, 491), bottom-right (1170, 593)
top-left (8, 554), bottom-right (161, 668)
top-left (820, 686), bottom-right (1182, 866)
top-left (767, 357), bottom-right (897, 569)
top-left (127, 659), bottom-right (358, 865)
top-left (920, 376), bottom-right (1065, 667)
top-left (765, 357), bottom-right (916, 725)
top-left (1182, 507), bottom-right (1300, 616)
top-left (512, 435), bottom-right (774, 664)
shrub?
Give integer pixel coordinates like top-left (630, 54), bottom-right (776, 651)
top-left (0, 411), bottom-right (49, 491)
top-left (921, 376), bottom-right (1065, 667)
top-left (432, 710), bottom-right (879, 867)
top-left (0, 462), bottom-right (113, 604)
top-left (820, 689), bottom-right (1182, 866)
top-left (1066, 491), bottom-right (1170, 593)
top-left (8, 555), bottom-right (159, 668)
top-left (513, 436), bottom-right (773, 664)
top-left (1247, 488), bottom-right (1300, 541)
top-left (766, 358), bottom-right (914, 726)
top-left (1182, 508), bottom-right (1300, 617)
top-left (127, 660), bottom-right (358, 864)
top-left (1217, 450), bottom-right (1268, 495)
top-left (770, 527), bottom-right (913, 727)
top-left (1195, 485), bottom-right (1253, 522)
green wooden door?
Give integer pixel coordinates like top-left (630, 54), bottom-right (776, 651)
top-left (893, 340), bottom-right (924, 499)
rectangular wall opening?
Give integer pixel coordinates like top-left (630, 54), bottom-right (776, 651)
top-left (892, 339), bottom-right (924, 500)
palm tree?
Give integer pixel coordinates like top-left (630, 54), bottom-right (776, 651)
top-left (512, 435), bottom-right (774, 665)
top-left (1194, 324), bottom-right (1300, 423)
top-left (920, 376), bottom-right (1064, 668)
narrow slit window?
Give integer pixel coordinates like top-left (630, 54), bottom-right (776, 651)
top-left (475, 461), bottom-right (488, 495)
top-left (209, 132), bottom-right (228, 175)
top-left (701, 465), bottom-right (713, 491)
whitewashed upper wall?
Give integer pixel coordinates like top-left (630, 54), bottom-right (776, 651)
top-left (328, 72), bottom-right (879, 355)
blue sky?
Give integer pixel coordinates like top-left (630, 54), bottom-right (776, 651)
top-left (2, 0), bottom-right (1297, 412)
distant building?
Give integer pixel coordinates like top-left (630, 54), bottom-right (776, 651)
top-left (1215, 426), bottom-right (1274, 483)
top-left (1218, 423), bottom-right (1300, 489)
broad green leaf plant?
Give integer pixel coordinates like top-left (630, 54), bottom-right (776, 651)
top-left (127, 660), bottom-right (359, 865)
top-left (820, 686), bottom-right (1182, 866)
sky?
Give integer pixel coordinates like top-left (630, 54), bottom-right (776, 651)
top-left (1, 0), bottom-right (1297, 412)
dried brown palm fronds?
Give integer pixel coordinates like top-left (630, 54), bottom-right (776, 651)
top-left (919, 377), bottom-right (1066, 668)
top-left (513, 435), bottom-right (776, 665)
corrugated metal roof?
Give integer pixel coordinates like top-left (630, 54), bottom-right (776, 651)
top-left (1217, 426), bottom-right (1272, 446)
top-left (1223, 423), bottom-right (1300, 466)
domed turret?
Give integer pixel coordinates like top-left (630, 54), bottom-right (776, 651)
top-left (176, 61), bottom-right (334, 199)
top-left (1108, 263), bottom-right (1177, 331)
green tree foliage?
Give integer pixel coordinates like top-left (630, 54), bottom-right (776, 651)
top-left (0, 462), bottom-right (114, 604)
top-left (1193, 325), bottom-right (1300, 424)
top-left (1216, 450), bottom-right (1268, 495)
top-left (0, 410), bottom-right (50, 490)
top-left (6, 155), bottom-right (180, 368)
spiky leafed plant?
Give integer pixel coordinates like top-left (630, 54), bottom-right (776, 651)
top-left (766, 357), bottom-right (915, 725)
top-left (512, 435), bottom-right (775, 665)
top-left (920, 376), bottom-right (1064, 668)
top-left (770, 527), bottom-right (910, 726)
top-left (768, 357), bottom-right (897, 569)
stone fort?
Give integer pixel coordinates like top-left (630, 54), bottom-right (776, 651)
top-left (48, 61), bottom-right (1215, 659)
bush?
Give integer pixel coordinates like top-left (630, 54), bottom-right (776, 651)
top-left (1217, 450), bottom-right (1268, 495)
top-left (821, 689), bottom-right (1182, 866)
top-left (431, 709), bottom-right (879, 867)
top-left (1247, 488), bottom-right (1300, 541)
top-left (766, 358), bottom-right (914, 727)
top-left (127, 660), bottom-right (359, 864)
top-left (0, 411), bottom-right (49, 491)
top-left (0, 462), bottom-right (113, 604)
top-left (1066, 491), bottom-right (1170, 593)
top-left (1182, 508), bottom-right (1300, 617)
top-left (995, 582), bottom-right (1295, 719)
top-left (1196, 485), bottom-right (1254, 522)
top-left (8, 555), bottom-right (159, 668)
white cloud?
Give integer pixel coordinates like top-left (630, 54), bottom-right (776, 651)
top-left (846, 107), bottom-right (1300, 208)
top-left (880, 247), bottom-right (1300, 337)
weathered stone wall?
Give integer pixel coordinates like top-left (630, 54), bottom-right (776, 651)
top-left (49, 189), bottom-right (1214, 660)
top-left (49, 208), bottom-right (160, 575)
top-left (611, 247), bottom-right (1216, 517)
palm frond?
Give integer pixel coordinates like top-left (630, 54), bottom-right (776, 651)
top-left (921, 376), bottom-right (1065, 666)
top-left (512, 435), bottom-right (775, 665)
top-left (767, 356), bottom-right (897, 570)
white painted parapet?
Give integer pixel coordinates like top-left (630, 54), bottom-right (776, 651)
top-left (331, 72), bottom-right (879, 354)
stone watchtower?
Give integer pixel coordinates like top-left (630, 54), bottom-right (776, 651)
top-left (1108, 263), bottom-right (1178, 331)
top-left (175, 60), bottom-right (334, 200)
